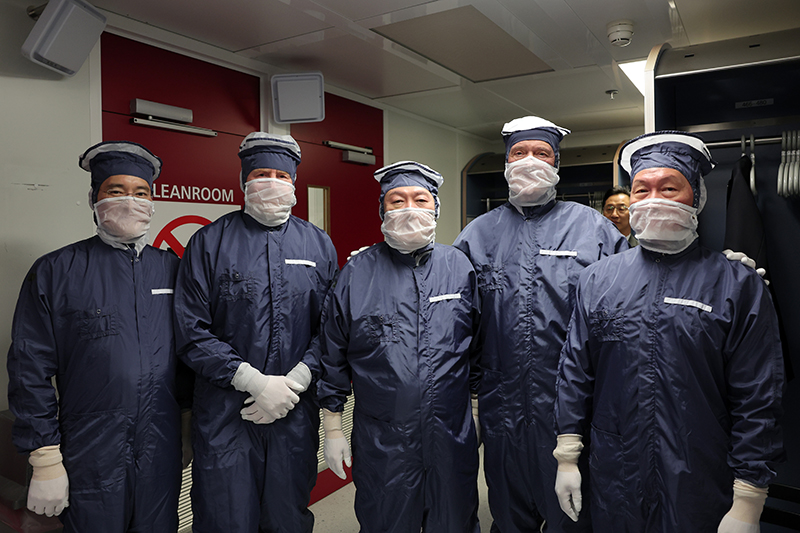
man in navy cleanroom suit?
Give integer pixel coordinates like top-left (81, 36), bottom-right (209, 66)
top-left (554, 131), bottom-right (785, 532)
top-left (453, 116), bottom-right (627, 533)
top-left (7, 141), bottom-right (183, 532)
top-left (318, 161), bottom-right (482, 533)
top-left (174, 132), bottom-right (338, 533)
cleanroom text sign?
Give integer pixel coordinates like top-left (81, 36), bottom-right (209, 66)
top-left (151, 183), bottom-right (235, 204)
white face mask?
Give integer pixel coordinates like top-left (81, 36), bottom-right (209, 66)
top-left (629, 198), bottom-right (698, 254)
top-left (504, 155), bottom-right (560, 208)
top-left (93, 196), bottom-right (155, 245)
top-left (244, 178), bottom-right (297, 227)
top-left (381, 207), bottom-right (436, 254)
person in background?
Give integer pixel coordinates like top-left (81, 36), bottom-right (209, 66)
top-left (453, 116), bottom-right (628, 533)
top-left (318, 161), bottom-right (482, 533)
top-left (601, 186), bottom-right (638, 246)
top-left (7, 141), bottom-right (187, 531)
top-left (173, 132), bottom-right (338, 533)
top-left (554, 131), bottom-right (784, 533)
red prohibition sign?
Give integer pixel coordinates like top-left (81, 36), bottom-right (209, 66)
top-left (153, 215), bottom-right (212, 258)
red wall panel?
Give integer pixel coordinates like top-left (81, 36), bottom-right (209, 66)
top-left (100, 32), bottom-right (387, 503)
top-left (295, 141), bottom-right (383, 265)
top-left (102, 33), bottom-right (259, 135)
top-left (293, 93), bottom-right (384, 266)
top-left (292, 93), bottom-right (383, 161)
top-left (101, 33), bottom-right (260, 205)
top-left (102, 113), bottom-right (245, 205)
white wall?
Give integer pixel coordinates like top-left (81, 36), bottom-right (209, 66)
top-left (0, 0), bottom-right (498, 411)
top-left (0, 0), bottom-right (101, 411)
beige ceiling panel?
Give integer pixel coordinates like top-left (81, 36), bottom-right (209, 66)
top-left (93, 0), bottom-right (332, 51)
top-left (556, 107), bottom-right (645, 133)
top-left (460, 108), bottom-right (644, 143)
top-left (374, 5), bottom-right (552, 82)
top-left (460, 121), bottom-right (511, 142)
top-left (377, 82), bottom-right (527, 129)
top-left (312, 0), bottom-right (438, 22)
top-left (252, 34), bottom-right (458, 99)
top-left (484, 65), bottom-right (642, 118)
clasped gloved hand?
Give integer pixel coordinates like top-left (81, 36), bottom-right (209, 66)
top-left (27, 445), bottom-right (69, 517)
top-left (553, 434), bottom-right (584, 522)
top-left (285, 362), bottom-right (312, 393)
top-left (718, 480), bottom-right (768, 533)
top-left (723, 249), bottom-right (768, 284)
top-left (322, 409), bottom-right (352, 480)
top-left (232, 362), bottom-right (301, 424)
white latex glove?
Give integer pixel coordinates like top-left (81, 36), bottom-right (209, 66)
top-left (718, 480), bottom-right (767, 533)
top-left (723, 249), bottom-right (768, 285)
top-left (553, 434), bottom-right (584, 522)
top-left (346, 245), bottom-right (370, 262)
top-left (322, 408), bottom-right (352, 480)
top-left (285, 362), bottom-right (312, 393)
top-left (241, 396), bottom-right (277, 424)
top-left (471, 394), bottom-right (481, 447)
top-left (27, 445), bottom-right (69, 517)
top-left (232, 362), bottom-right (300, 423)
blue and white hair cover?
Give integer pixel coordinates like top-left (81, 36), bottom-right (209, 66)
top-left (620, 131), bottom-right (716, 210)
top-left (238, 132), bottom-right (302, 187)
top-left (501, 116), bottom-right (571, 168)
top-left (79, 141), bottom-right (162, 203)
top-left (374, 161), bottom-right (444, 219)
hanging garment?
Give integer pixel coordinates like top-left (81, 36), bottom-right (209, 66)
top-left (724, 154), bottom-right (793, 381)
top-left (724, 155), bottom-right (769, 268)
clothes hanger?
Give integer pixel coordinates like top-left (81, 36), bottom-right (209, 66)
top-left (793, 131), bottom-right (800, 195)
top-left (790, 131), bottom-right (798, 196)
top-left (749, 134), bottom-right (757, 196)
top-left (778, 131), bottom-right (786, 197)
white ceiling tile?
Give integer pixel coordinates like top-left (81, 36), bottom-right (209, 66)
top-left (251, 34), bottom-right (458, 99)
top-left (312, 0), bottom-right (438, 22)
top-left (94, 0), bottom-right (333, 51)
top-left (377, 82), bottom-right (528, 130)
top-left (484, 65), bottom-right (642, 118)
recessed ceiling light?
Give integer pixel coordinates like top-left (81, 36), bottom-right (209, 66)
top-left (620, 59), bottom-right (647, 95)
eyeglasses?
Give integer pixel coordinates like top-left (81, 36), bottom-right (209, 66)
top-left (603, 204), bottom-right (629, 214)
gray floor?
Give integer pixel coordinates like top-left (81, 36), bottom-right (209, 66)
top-left (309, 446), bottom-right (494, 532)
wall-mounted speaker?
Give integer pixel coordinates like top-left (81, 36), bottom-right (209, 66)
top-left (271, 72), bottom-right (325, 124)
top-left (21, 0), bottom-right (107, 77)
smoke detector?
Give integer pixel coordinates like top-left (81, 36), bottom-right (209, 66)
top-left (607, 20), bottom-right (634, 47)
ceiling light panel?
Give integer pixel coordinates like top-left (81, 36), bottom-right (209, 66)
top-left (374, 5), bottom-right (552, 82)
